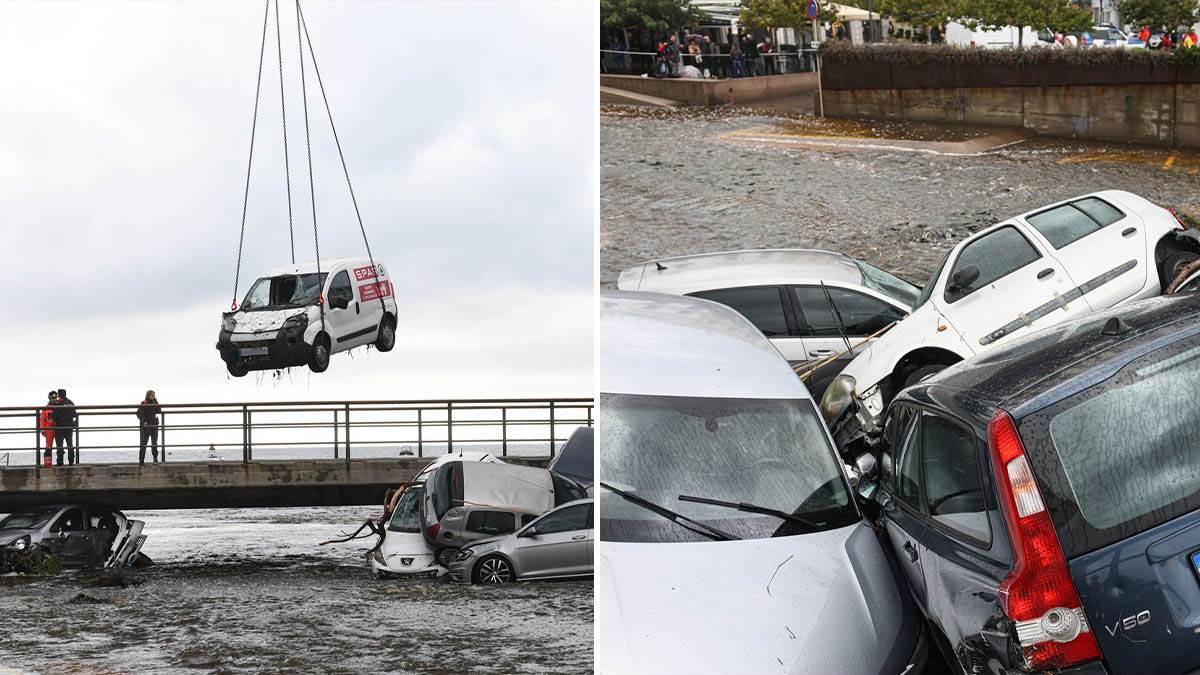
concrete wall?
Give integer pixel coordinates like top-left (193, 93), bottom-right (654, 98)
top-left (601, 73), bottom-right (817, 106)
top-left (0, 457), bottom-right (551, 511)
top-left (823, 83), bottom-right (1200, 147)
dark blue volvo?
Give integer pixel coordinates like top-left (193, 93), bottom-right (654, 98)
top-left (864, 293), bottom-right (1200, 674)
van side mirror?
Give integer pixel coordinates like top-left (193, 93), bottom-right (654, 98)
top-left (948, 266), bottom-right (980, 294)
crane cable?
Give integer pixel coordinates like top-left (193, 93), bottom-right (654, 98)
top-left (275, 0), bottom-right (295, 264)
top-left (295, 0), bottom-right (326, 339)
top-left (297, 0), bottom-right (388, 320)
top-left (230, 0), bottom-right (271, 312)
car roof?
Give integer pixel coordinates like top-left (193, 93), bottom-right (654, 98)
top-left (264, 257), bottom-right (376, 277)
top-left (601, 290), bottom-right (811, 400)
top-left (899, 294), bottom-right (1200, 425)
top-left (618, 249), bottom-right (864, 294)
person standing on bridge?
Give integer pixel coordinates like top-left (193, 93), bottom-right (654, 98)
top-left (137, 390), bottom-right (162, 465)
top-left (52, 388), bottom-right (78, 466)
top-left (40, 391), bottom-right (57, 467)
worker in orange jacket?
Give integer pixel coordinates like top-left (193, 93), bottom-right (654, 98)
top-left (40, 391), bottom-right (57, 467)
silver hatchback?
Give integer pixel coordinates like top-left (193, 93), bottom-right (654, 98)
top-left (448, 498), bottom-right (593, 584)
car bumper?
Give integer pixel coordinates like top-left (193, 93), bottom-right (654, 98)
top-left (217, 329), bottom-right (313, 370)
top-left (447, 556), bottom-right (476, 583)
top-left (369, 549), bottom-right (445, 578)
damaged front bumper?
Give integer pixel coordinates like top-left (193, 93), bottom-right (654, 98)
top-left (369, 549), bottom-right (445, 579)
top-left (217, 326), bottom-right (313, 371)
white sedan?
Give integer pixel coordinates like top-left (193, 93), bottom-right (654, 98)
top-left (820, 190), bottom-right (1200, 443)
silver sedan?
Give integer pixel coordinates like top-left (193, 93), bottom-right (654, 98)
top-left (448, 499), bottom-right (593, 584)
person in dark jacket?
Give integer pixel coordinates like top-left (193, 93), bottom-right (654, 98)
top-left (137, 390), bottom-right (162, 464)
top-left (51, 388), bottom-right (78, 465)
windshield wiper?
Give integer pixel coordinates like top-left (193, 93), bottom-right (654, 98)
top-left (600, 482), bottom-right (739, 542)
top-left (677, 494), bottom-right (823, 532)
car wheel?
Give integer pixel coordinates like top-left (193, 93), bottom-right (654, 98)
top-left (375, 316), bottom-right (396, 352)
top-left (1161, 249), bottom-right (1200, 286)
top-left (1165, 258), bottom-right (1200, 294)
top-left (435, 547), bottom-right (458, 568)
top-left (904, 363), bottom-right (948, 388)
top-left (474, 555), bottom-right (513, 584)
top-left (226, 361), bottom-right (248, 378)
top-left (309, 334), bottom-right (331, 373)
top-left (131, 552), bottom-right (153, 568)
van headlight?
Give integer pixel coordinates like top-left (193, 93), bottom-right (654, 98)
top-left (820, 374), bottom-right (857, 424)
top-left (281, 314), bottom-right (308, 335)
top-left (222, 315), bottom-right (238, 332)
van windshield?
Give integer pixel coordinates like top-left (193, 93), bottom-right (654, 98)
top-left (388, 486), bottom-right (424, 534)
top-left (241, 273), bottom-right (327, 311)
top-left (599, 394), bottom-right (857, 543)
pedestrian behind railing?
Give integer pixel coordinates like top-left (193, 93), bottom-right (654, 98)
top-left (600, 49), bottom-right (815, 79)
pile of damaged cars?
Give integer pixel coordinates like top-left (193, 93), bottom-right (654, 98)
top-left (370, 437), bottom-right (593, 583)
top-left (0, 504), bottom-right (150, 574)
top-left (602, 190), bottom-right (1200, 673)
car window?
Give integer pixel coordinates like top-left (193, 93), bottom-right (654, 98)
top-left (1026, 197), bottom-right (1125, 250)
top-left (87, 510), bottom-right (118, 532)
top-left (921, 415), bottom-right (989, 542)
top-left (689, 287), bottom-right (789, 336)
top-left (465, 510), bottom-right (517, 535)
top-left (896, 415), bottom-right (922, 509)
top-left (881, 406), bottom-right (915, 492)
top-left (329, 270), bottom-right (353, 303)
top-left (791, 286), bottom-right (905, 337)
top-left (52, 507), bottom-right (86, 532)
top-left (531, 503), bottom-right (590, 535)
top-left (945, 226), bottom-right (1041, 303)
top-left (552, 472), bottom-right (588, 506)
top-left (520, 514), bottom-right (538, 527)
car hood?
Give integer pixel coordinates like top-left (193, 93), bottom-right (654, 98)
top-left (596, 521), bottom-right (915, 675)
top-left (229, 308), bottom-right (307, 333)
top-left (462, 534), bottom-right (509, 551)
top-left (379, 530), bottom-right (434, 558)
top-left (0, 529), bottom-right (33, 546)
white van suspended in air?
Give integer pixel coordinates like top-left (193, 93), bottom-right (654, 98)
top-left (217, 257), bottom-right (397, 376)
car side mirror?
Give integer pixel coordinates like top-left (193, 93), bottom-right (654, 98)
top-left (948, 266), bottom-right (980, 294)
top-left (521, 526), bottom-right (538, 538)
top-left (854, 453), bottom-right (877, 479)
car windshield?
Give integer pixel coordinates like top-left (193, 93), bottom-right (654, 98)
top-left (912, 250), bottom-right (950, 309)
top-left (0, 507), bottom-right (59, 530)
top-left (854, 259), bottom-right (920, 308)
top-left (599, 394), bottom-right (857, 543)
top-left (240, 273), bottom-right (327, 311)
top-left (388, 486), bottom-right (424, 533)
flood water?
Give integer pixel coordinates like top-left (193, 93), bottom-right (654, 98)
top-left (0, 507), bottom-right (591, 673)
top-left (601, 106), bottom-right (1200, 286)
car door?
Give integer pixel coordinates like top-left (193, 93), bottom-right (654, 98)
top-left (351, 262), bottom-right (389, 344)
top-left (687, 286), bottom-right (805, 366)
top-left (932, 224), bottom-right (1088, 352)
top-left (510, 503), bottom-right (591, 579)
top-left (789, 284), bottom-right (906, 388)
top-left (325, 269), bottom-right (370, 351)
top-left (47, 507), bottom-right (92, 563)
top-left (878, 409), bottom-right (929, 607)
top-left (1021, 195), bottom-right (1148, 310)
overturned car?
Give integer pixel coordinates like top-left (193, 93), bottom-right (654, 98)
top-left (0, 504), bottom-right (149, 573)
top-left (218, 257), bottom-right (397, 376)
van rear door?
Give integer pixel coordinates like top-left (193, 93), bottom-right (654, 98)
top-left (1018, 332), bottom-right (1200, 673)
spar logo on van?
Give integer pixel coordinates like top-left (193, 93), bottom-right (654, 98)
top-left (353, 265), bottom-right (381, 282)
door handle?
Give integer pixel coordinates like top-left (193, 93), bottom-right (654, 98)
top-left (571, 535), bottom-right (587, 541)
top-left (1122, 227), bottom-right (1137, 237)
top-left (808, 349), bottom-right (838, 357)
top-left (1036, 268), bottom-right (1054, 280)
top-left (355, 301), bottom-right (360, 315)
top-left (903, 541), bottom-right (919, 562)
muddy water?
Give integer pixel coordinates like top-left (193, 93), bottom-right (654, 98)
top-left (601, 107), bottom-right (1200, 286)
top-left (0, 507), bottom-right (592, 674)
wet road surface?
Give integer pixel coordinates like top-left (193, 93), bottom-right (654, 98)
top-left (601, 106), bottom-right (1200, 286)
top-left (0, 507), bottom-right (592, 674)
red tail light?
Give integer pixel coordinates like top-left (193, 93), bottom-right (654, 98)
top-left (1168, 208), bottom-right (1188, 229)
top-left (987, 411), bottom-right (1102, 671)
top-left (425, 523), bottom-right (441, 540)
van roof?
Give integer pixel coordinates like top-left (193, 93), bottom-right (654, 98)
top-left (600, 290), bottom-right (812, 400)
top-left (617, 249), bottom-right (863, 294)
top-left (264, 257), bottom-right (381, 277)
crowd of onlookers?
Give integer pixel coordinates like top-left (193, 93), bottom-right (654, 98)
top-left (603, 31), bottom-right (807, 79)
top-left (36, 389), bottom-right (164, 466)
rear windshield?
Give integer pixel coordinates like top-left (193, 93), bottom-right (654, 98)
top-left (551, 427), bottom-right (594, 485)
top-left (1021, 333), bottom-right (1200, 557)
top-left (432, 464), bottom-right (462, 520)
top-left (388, 487), bottom-right (424, 533)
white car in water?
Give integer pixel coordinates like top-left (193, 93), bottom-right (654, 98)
top-left (820, 190), bottom-right (1200, 444)
top-left (370, 452), bottom-right (503, 579)
top-left (597, 290), bottom-right (924, 674)
top-left (217, 257), bottom-right (397, 376)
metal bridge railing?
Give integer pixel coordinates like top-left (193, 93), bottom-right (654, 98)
top-left (0, 398), bottom-right (593, 475)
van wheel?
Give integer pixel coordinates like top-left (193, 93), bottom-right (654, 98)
top-left (904, 363), bottom-right (948, 388)
top-left (435, 547), bottom-right (458, 568)
top-left (375, 316), bottom-right (396, 352)
top-left (474, 556), bottom-right (513, 584)
top-left (309, 334), bottom-right (331, 373)
top-left (226, 361), bottom-right (248, 378)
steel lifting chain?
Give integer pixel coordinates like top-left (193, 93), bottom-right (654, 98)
top-left (230, 0), bottom-right (271, 312)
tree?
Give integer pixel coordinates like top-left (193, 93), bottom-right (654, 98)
top-left (1118, 0), bottom-right (1199, 30)
top-left (959, 0), bottom-right (1091, 46)
top-left (739, 0), bottom-right (838, 32)
top-left (877, 0), bottom-right (968, 38)
top-left (600, 0), bottom-right (705, 34)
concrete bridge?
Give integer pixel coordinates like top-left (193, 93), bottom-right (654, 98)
top-left (0, 398), bottom-right (590, 512)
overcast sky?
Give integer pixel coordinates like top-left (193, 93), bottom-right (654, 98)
top-left (0, 0), bottom-right (595, 409)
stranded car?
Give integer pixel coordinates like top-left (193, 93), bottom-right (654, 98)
top-left (862, 293), bottom-right (1200, 674)
top-left (448, 498), bottom-right (593, 584)
top-left (617, 249), bottom-right (918, 399)
top-left (217, 257), bottom-right (397, 376)
top-left (420, 460), bottom-right (588, 567)
top-left (0, 504), bottom-right (149, 572)
top-left (370, 451), bottom-right (503, 579)
top-left (821, 190), bottom-right (1200, 448)
top-left (596, 290), bottom-right (923, 675)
